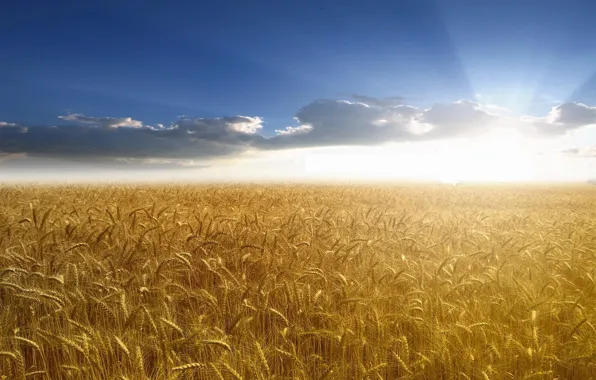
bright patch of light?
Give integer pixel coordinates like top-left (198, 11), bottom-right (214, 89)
top-left (435, 129), bottom-right (536, 183)
top-left (301, 130), bottom-right (540, 182)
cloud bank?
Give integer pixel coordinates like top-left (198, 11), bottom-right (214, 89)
top-left (2, 97), bottom-right (596, 164)
top-left (0, 115), bottom-right (264, 161)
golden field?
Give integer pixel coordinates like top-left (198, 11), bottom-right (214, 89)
top-left (1, 184), bottom-right (596, 379)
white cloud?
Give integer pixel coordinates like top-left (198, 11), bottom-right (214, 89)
top-left (0, 121), bottom-right (17, 127)
top-left (549, 102), bottom-right (596, 126)
top-left (275, 124), bottom-right (313, 136)
top-left (477, 103), bottom-right (512, 116)
top-left (406, 119), bottom-right (434, 135)
top-left (58, 114), bottom-right (144, 129)
top-left (351, 94), bottom-right (406, 107)
top-left (226, 116), bottom-right (263, 134)
top-left (172, 116), bottom-right (263, 143)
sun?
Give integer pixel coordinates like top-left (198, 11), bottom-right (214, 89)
top-left (435, 129), bottom-right (536, 183)
top-left (299, 129), bottom-right (537, 182)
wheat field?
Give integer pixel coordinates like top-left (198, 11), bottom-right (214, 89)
top-left (0, 184), bottom-right (595, 379)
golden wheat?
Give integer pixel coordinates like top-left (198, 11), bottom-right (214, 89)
top-left (0, 184), bottom-right (595, 378)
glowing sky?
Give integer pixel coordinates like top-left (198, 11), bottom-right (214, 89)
top-left (2, 0), bottom-right (596, 182)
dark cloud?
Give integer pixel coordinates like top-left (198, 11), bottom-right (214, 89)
top-left (2, 98), bottom-right (596, 164)
top-left (522, 102), bottom-right (596, 135)
top-left (0, 116), bottom-right (264, 160)
top-left (418, 100), bottom-right (497, 138)
top-left (551, 103), bottom-right (596, 127)
top-left (259, 99), bottom-right (418, 149)
top-left (562, 148), bottom-right (580, 155)
top-left (259, 98), bottom-right (498, 150)
top-left (561, 147), bottom-right (596, 157)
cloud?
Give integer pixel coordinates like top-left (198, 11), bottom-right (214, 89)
top-left (417, 100), bottom-right (497, 138)
top-left (260, 98), bottom-right (499, 150)
top-left (477, 103), bottom-right (512, 116)
top-left (351, 94), bottom-right (406, 107)
top-left (174, 116), bottom-right (263, 139)
top-left (58, 114), bottom-right (144, 129)
top-left (259, 99), bottom-right (417, 149)
top-left (275, 123), bottom-right (313, 136)
top-left (0, 115), bottom-right (264, 160)
top-left (561, 147), bottom-right (596, 157)
top-left (3, 98), bottom-right (596, 164)
top-left (549, 103), bottom-right (596, 126)
top-left (521, 102), bottom-right (596, 135)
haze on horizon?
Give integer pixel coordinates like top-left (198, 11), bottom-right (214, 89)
top-left (2, 0), bottom-right (596, 183)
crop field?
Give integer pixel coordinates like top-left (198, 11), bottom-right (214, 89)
top-left (1, 184), bottom-right (596, 379)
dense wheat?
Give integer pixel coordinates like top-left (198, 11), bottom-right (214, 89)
top-left (0, 184), bottom-right (596, 378)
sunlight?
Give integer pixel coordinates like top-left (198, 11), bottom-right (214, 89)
top-left (435, 129), bottom-right (536, 183)
top-left (302, 130), bottom-right (537, 182)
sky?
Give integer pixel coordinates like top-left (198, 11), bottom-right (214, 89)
top-left (2, 0), bottom-right (596, 183)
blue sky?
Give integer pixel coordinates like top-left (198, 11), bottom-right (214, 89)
top-left (2, 0), bottom-right (596, 181)
top-left (1, 0), bottom-right (461, 126)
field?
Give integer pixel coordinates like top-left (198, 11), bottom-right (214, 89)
top-left (1, 184), bottom-right (596, 379)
